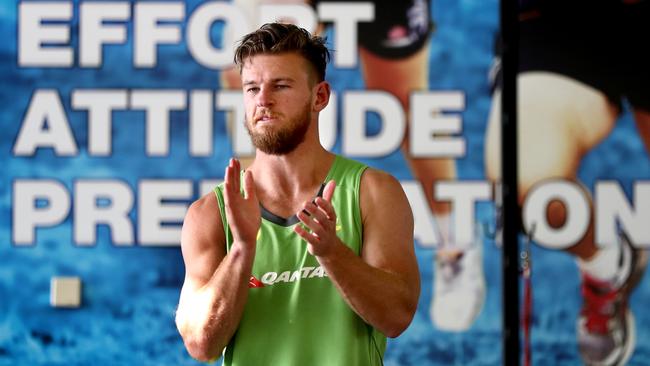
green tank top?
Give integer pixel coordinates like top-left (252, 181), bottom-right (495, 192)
top-left (213, 155), bottom-right (385, 366)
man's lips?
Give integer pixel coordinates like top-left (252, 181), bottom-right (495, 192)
top-left (255, 114), bottom-right (279, 123)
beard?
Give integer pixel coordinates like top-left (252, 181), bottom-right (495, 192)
top-left (245, 103), bottom-right (311, 155)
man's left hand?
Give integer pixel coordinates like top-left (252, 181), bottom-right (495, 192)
top-left (294, 180), bottom-right (340, 257)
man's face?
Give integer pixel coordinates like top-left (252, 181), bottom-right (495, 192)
top-left (241, 52), bottom-right (316, 155)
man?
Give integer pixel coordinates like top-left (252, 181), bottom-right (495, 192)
top-left (175, 23), bottom-right (420, 365)
top-left (487, 1), bottom-right (650, 364)
top-left (220, 0), bottom-right (486, 332)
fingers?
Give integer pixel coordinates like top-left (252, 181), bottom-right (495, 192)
top-left (296, 199), bottom-right (336, 241)
top-left (243, 170), bottom-right (258, 202)
top-left (312, 180), bottom-right (336, 221)
top-left (296, 210), bottom-right (319, 238)
top-left (302, 201), bottom-right (330, 225)
top-left (294, 224), bottom-right (320, 256)
top-left (314, 197), bottom-right (336, 221)
top-left (295, 201), bottom-right (340, 257)
top-left (294, 223), bottom-right (319, 244)
top-left (322, 180), bottom-right (336, 202)
top-left (223, 158), bottom-right (242, 204)
top-left (224, 159), bottom-right (237, 188)
top-left (232, 159), bottom-right (241, 191)
top-left (292, 181), bottom-right (339, 255)
top-left (223, 160), bottom-right (234, 204)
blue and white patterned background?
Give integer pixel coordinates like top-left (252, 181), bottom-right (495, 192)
top-left (2, 1), bottom-right (649, 365)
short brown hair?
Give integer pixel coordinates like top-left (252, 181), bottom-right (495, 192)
top-left (234, 23), bottom-right (330, 82)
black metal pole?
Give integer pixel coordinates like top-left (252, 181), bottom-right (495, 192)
top-left (501, 0), bottom-right (520, 365)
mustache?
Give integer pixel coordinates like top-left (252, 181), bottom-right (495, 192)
top-left (253, 109), bottom-right (281, 122)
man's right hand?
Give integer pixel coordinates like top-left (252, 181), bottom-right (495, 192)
top-left (223, 158), bottom-right (261, 249)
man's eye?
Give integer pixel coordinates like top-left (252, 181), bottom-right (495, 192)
top-left (246, 88), bottom-right (259, 94)
top-left (275, 85), bottom-right (288, 89)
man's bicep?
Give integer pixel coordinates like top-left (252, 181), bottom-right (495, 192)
top-left (180, 193), bottom-right (227, 289)
top-left (360, 170), bottom-right (417, 277)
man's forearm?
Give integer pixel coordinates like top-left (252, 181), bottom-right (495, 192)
top-left (316, 241), bottom-right (419, 338)
top-left (176, 243), bottom-right (255, 361)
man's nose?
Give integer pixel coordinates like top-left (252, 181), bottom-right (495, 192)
top-left (256, 87), bottom-right (274, 107)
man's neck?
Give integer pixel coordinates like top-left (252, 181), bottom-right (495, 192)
top-left (249, 143), bottom-right (335, 198)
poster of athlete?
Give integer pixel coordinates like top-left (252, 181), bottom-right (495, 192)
top-left (488, 1), bottom-right (650, 365)
top-left (1, 0), bottom-right (647, 365)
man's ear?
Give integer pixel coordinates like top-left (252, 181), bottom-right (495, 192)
top-left (313, 81), bottom-right (331, 112)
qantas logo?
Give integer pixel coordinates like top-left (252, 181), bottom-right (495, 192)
top-left (248, 276), bottom-right (265, 288)
top-left (248, 266), bottom-right (328, 288)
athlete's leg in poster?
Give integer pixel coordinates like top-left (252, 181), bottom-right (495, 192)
top-left (486, 72), bottom-right (645, 365)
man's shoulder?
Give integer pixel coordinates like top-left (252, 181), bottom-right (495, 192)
top-left (360, 167), bottom-right (402, 192)
top-left (181, 190), bottom-right (225, 254)
top-left (330, 156), bottom-right (401, 193)
top-left (358, 167), bottom-right (413, 231)
top-left (329, 155), bottom-right (367, 181)
top-left (185, 191), bottom-right (223, 230)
